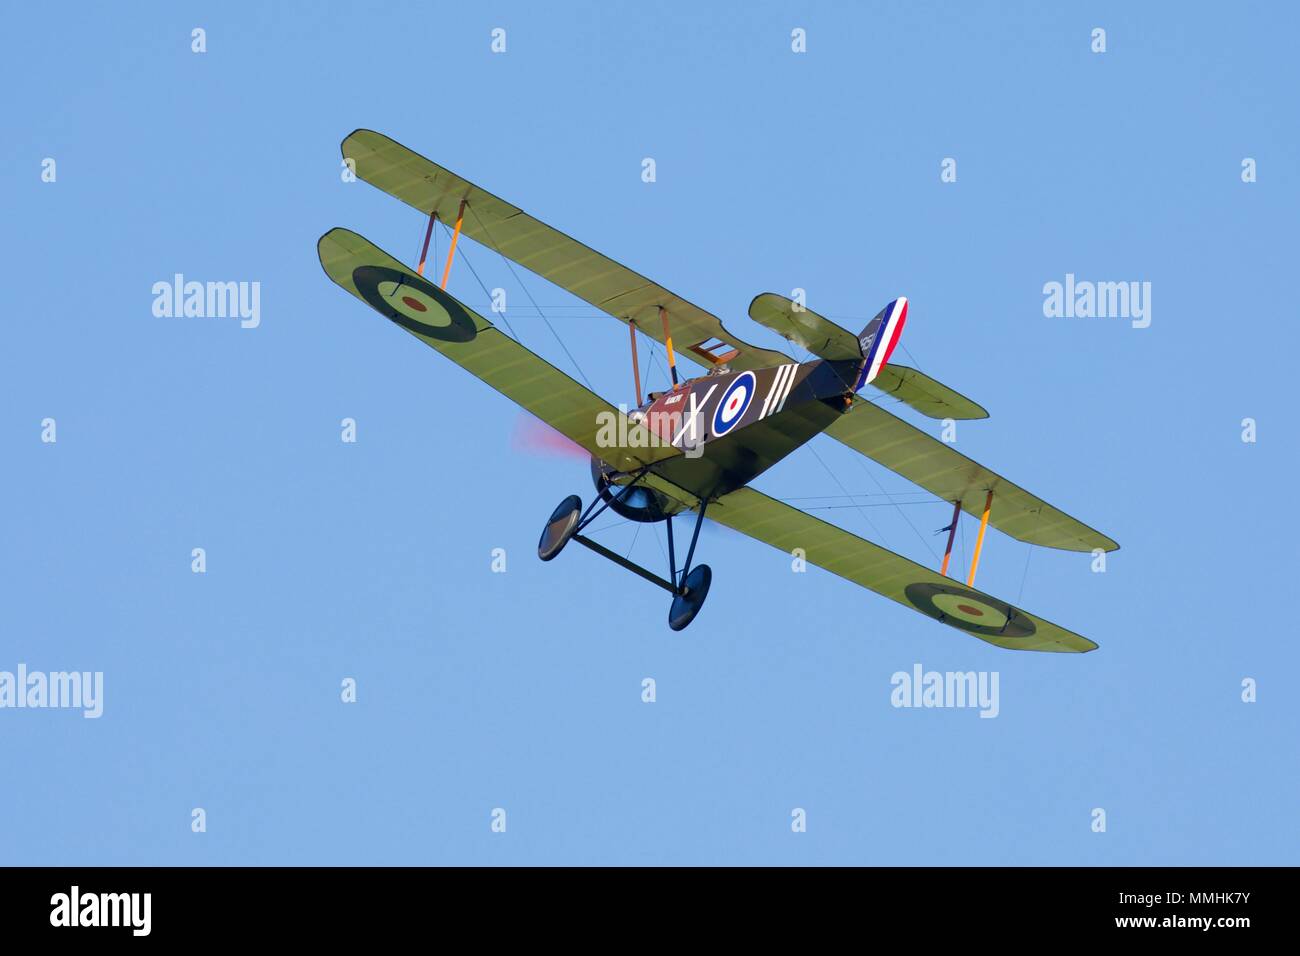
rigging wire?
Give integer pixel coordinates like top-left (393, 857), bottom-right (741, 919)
top-left (782, 491), bottom-right (934, 501)
top-left (584, 518), bottom-right (631, 537)
top-left (897, 342), bottom-right (926, 375)
top-left (634, 329), bottom-right (656, 406)
top-left (650, 519), bottom-right (667, 562)
top-left (1017, 508), bottom-right (1047, 603)
top-left (647, 342), bottom-right (666, 392)
top-left (805, 443), bottom-right (889, 545)
top-left (859, 393), bottom-right (911, 409)
top-left (849, 454), bottom-right (940, 561)
top-left (464, 202), bottom-right (595, 390)
top-left (1017, 544), bottom-right (1034, 603)
top-left (794, 500), bottom-right (947, 511)
top-left (438, 223), bottom-right (523, 342)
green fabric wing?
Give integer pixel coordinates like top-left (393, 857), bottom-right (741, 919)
top-left (318, 227), bottom-right (679, 474)
top-left (824, 404), bottom-right (1118, 552)
top-left (340, 128), bottom-right (792, 373)
top-left (701, 485), bottom-right (1099, 653)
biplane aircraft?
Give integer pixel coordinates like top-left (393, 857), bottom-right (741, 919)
top-left (319, 130), bottom-right (1118, 651)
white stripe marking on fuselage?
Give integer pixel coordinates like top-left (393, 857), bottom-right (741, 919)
top-left (774, 363), bottom-right (798, 413)
top-left (760, 364), bottom-right (791, 419)
top-left (672, 383), bottom-right (718, 447)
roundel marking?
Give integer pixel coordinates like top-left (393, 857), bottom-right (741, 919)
top-left (903, 582), bottom-right (1036, 639)
top-left (351, 265), bottom-right (477, 343)
top-left (711, 371), bottom-right (757, 437)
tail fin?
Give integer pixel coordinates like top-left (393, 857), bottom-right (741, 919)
top-left (854, 297), bottom-right (908, 389)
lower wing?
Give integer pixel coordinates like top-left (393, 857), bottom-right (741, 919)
top-left (640, 478), bottom-right (1097, 653)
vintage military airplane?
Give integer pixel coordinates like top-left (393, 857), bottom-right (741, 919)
top-left (319, 130), bottom-right (1118, 651)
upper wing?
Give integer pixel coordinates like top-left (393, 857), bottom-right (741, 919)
top-left (748, 292), bottom-right (988, 420)
top-left (318, 227), bottom-right (679, 473)
top-left (825, 402), bottom-right (1118, 552)
top-left (696, 485), bottom-right (1098, 653)
top-left (341, 129), bottom-right (791, 372)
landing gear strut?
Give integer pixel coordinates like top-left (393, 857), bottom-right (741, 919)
top-left (664, 501), bottom-right (712, 631)
top-left (536, 473), bottom-right (712, 631)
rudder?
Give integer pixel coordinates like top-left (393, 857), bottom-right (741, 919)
top-left (855, 297), bottom-right (908, 389)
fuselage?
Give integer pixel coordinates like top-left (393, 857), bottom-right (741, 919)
top-left (619, 356), bottom-right (862, 502)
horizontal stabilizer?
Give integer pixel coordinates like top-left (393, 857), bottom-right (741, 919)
top-left (748, 293), bottom-right (987, 419)
top-left (748, 292), bottom-right (862, 360)
top-left (869, 366), bottom-right (989, 420)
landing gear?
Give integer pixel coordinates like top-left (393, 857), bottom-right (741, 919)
top-left (668, 565), bottom-right (712, 631)
top-left (536, 472), bottom-right (712, 631)
top-left (663, 494), bottom-right (711, 631)
top-left (537, 495), bottom-right (582, 561)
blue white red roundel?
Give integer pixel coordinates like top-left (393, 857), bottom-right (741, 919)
top-left (712, 371), bottom-right (756, 437)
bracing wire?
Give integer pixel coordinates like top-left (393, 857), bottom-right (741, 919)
top-left (849, 454), bottom-right (941, 561)
top-left (438, 223), bottom-right (523, 342)
top-left (793, 500), bottom-right (947, 511)
top-left (1017, 545), bottom-right (1034, 603)
top-left (1017, 508), bottom-right (1047, 603)
top-left (806, 444), bottom-right (889, 545)
top-left (464, 202), bottom-right (594, 390)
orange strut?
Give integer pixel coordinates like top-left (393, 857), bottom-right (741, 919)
top-left (939, 499), bottom-right (962, 577)
top-left (660, 306), bottom-right (679, 388)
top-left (440, 199), bottom-right (467, 290)
top-left (966, 491), bottom-right (994, 588)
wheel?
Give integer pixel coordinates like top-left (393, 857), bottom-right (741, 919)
top-left (538, 495), bottom-right (582, 561)
top-left (668, 564), bottom-right (712, 631)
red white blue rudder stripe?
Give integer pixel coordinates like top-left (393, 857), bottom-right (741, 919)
top-left (854, 297), bottom-right (908, 390)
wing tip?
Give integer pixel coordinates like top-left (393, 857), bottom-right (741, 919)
top-left (339, 127), bottom-right (385, 154)
top-left (316, 227), bottom-right (360, 270)
top-left (746, 291), bottom-right (787, 315)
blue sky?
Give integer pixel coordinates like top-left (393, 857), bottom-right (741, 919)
top-left (2, 1), bottom-right (1295, 865)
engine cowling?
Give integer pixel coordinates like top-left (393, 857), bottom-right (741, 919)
top-left (590, 458), bottom-right (683, 524)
